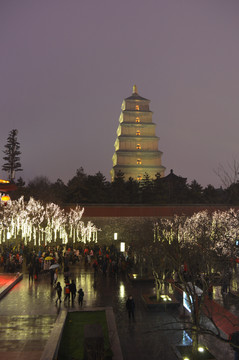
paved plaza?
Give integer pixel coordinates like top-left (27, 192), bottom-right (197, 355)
top-left (0, 263), bottom-right (239, 359)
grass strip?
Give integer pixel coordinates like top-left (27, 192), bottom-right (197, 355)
top-left (58, 310), bottom-right (112, 360)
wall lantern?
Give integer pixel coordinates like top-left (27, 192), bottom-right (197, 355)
top-left (120, 242), bottom-right (125, 252)
top-left (0, 179), bottom-right (10, 184)
top-left (114, 233), bottom-right (118, 240)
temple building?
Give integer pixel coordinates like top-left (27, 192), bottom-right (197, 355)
top-left (111, 85), bottom-right (165, 181)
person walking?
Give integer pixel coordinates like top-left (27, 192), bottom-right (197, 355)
top-left (55, 282), bottom-right (62, 304)
top-left (50, 268), bottom-right (54, 285)
top-left (70, 279), bottom-right (76, 303)
top-left (28, 262), bottom-right (34, 282)
top-left (78, 288), bottom-right (84, 307)
top-left (54, 269), bottom-right (58, 285)
top-left (126, 295), bottom-right (135, 320)
top-left (64, 280), bottom-right (71, 303)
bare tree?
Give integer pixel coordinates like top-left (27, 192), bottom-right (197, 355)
top-left (154, 210), bottom-right (239, 359)
top-left (214, 159), bottom-right (239, 188)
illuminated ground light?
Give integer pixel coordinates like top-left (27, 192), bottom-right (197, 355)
top-left (182, 346), bottom-right (205, 360)
top-left (119, 283), bottom-right (125, 298)
top-left (160, 295), bottom-right (172, 301)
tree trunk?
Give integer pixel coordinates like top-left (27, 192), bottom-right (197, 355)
top-left (191, 326), bottom-right (199, 360)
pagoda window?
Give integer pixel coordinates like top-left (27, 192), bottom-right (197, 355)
top-left (135, 105), bottom-right (139, 110)
top-left (137, 159), bottom-right (142, 165)
top-left (136, 117), bottom-right (140, 123)
top-left (136, 130), bottom-right (140, 136)
top-left (137, 175), bottom-right (142, 181)
top-left (136, 144), bottom-right (141, 150)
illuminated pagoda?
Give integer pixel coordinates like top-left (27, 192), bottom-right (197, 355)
top-left (111, 85), bottom-right (165, 181)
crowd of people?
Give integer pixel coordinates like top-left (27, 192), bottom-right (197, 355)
top-left (0, 243), bottom-right (133, 310)
top-left (0, 246), bottom-right (24, 273)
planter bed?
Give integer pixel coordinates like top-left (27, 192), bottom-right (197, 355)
top-left (142, 293), bottom-right (180, 311)
top-left (57, 310), bottom-right (112, 360)
top-left (128, 273), bottom-right (154, 283)
top-left (174, 345), bottom-right (215, 359)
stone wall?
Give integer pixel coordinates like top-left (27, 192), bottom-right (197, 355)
top-left (78, 204), bottom-right (239, 247)
top-left (83, 216), bottom-right (156, 246)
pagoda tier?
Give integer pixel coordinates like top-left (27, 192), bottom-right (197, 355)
top-left (111, 86), bottom-right (165, 181)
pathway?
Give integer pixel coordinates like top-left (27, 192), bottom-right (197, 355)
top-left (0, 265), bottom-right (238, 360)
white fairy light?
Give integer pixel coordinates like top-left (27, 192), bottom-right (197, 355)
top-left (0, 197), bottom-right (99, 246)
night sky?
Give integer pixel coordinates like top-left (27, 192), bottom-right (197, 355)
top-left (1, 0), bottom-right (239, 187)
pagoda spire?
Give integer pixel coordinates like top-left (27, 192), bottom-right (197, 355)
top-left (133, 84), bottom-right (138, 94)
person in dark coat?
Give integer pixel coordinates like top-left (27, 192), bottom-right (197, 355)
top-left (55, 282), bottom-right (62, 304)
top-left (70, 279), bottom-right (76, 303)
top-left (28, 262), bottom-right (34, 282)
top-left (78, 288), bottom-right (84, 307)
top-left (126, 295), bottom-right (135, 320)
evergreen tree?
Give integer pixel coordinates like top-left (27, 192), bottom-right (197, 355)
top-left (140, 173), bottom-right (154, 203)
top-left (153, 172), bottom-right (168, 203)
top-left (10, 176), bottom-right (26, 200)
top-left (84, 172), bottom-right (110, 203)
top-left (51, 178), bottom-right (67, 204)
top-left (188, 180), bottom-right (204, 203)
top-left (26, 176), bottom-right (51, 202)
top-left (110, 170), bottom-right (128, 203)
top-left (66, 167), bottom-right (88, 203)
top-left (2, 129), bottom-right (22, 182)
top-left (203, 184), bottom-right (224, 204)
top-left (125, 177), bottom-right (140, 203)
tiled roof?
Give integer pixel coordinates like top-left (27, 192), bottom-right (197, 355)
top-left (125, 93), bottom-right (149, 101)
top-left (125, 85), bottom-right (149, 101)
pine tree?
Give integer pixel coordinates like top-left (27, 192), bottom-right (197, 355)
top-left (2, 129), bottom-right (22, 182)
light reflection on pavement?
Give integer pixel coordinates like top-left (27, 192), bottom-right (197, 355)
top-left (0, 264), bottom-right (183, 360)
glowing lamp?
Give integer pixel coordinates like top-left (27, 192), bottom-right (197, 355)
top-left (114, 232), bottom-right (118, 240)
top-left (120, 242), bottom-right (125, 252)
top-left (160, 295), bottom-right (172, 302)
top-left (1, 195), bottom-right (10, 202)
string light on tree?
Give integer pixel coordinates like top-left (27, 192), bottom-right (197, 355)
top-left (0, 196), bottom-right (99, 245)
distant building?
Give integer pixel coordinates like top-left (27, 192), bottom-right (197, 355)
top-left (111, 85), bottom-right (165, 181)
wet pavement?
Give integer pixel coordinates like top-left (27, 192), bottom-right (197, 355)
top-left (1, 264), bottom-right (239, 359)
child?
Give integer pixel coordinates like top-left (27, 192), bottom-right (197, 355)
top-left (64, 281), bottom-right (71, 303)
